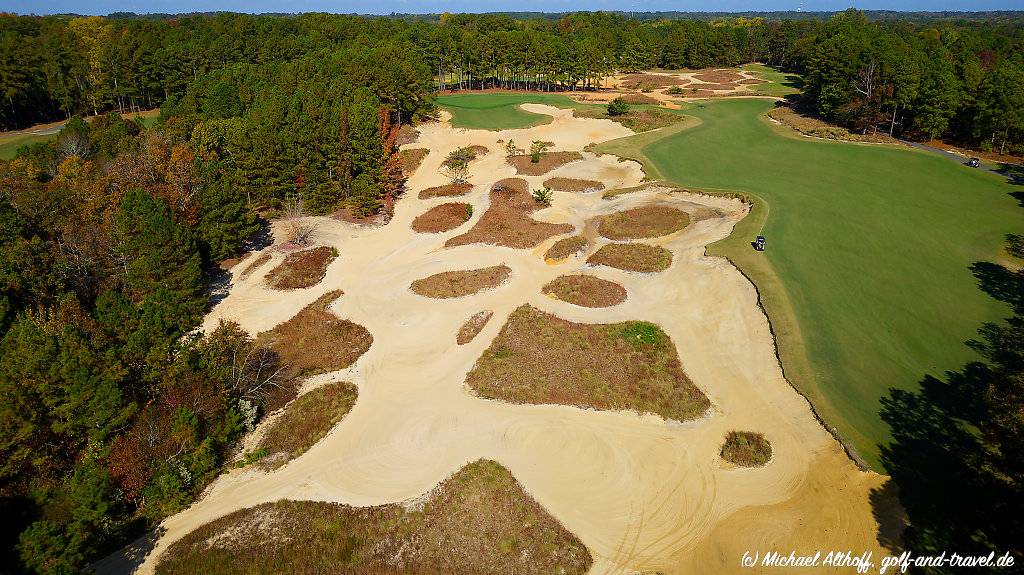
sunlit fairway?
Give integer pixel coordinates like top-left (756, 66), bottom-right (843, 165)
top-left (0, 132), bottom-right (57, 160)
top-left (741, 63), bottom-right (803, 97)
top-left (602, 98), bottom-right (1021, 468)
top-left (436, 93), bottom-right (579, 130)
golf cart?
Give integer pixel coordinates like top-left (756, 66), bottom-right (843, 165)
top-left (967, 157), bottom-right (981, 168)
top-left (754, 235), bottom-right (766, 251)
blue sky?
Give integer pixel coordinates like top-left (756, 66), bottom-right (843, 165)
top-left (4, 0), bottom-right (1021, 15)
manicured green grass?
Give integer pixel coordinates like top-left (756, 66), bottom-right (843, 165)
top-left (742, 63), bottom-right (802, 97)
top-left (621, 98), bottom-right (1020, 469)
top-left (0, 132), bottom-right (56, 160)
top-left (435, 93), bottom-right (580, 130)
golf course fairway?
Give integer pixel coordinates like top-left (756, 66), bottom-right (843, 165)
top-left (630, 98), bottom-right (1021, 468)
top-left (435, 92), bottom-right (578, 130)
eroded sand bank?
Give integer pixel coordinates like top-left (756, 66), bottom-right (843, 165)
top-left (118, 104), bottom-right (886, 575)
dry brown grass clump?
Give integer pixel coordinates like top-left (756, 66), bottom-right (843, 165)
top-left (692, 82), bottom-right (740, 92)
top-left (399, 148), bottom-right (429, 175)
top-left (457, 310), bottom-right (493, 345)
top-left (545, 236), bottom-right (588, 260)
top-left (265, 246), bottom-right (337, 290)
top-left (766, 106), bottom-right (897, 144)
top-left (588, 243), bottom-right (673, 273)
top-left (619, 93), bottom-right (661, 105)
top-left (543, 177), bottom-right (605, 192)
top-left (467, 305), bottom-right (709, 421)
top-left (693, 69), bottom-right (743, 83)
top-left (738, 78), bottom-right (765, 85)
top-left (621, 73), bottom-right (687, 89)
top-left (411, 202), bottom-right (473, 233)
top-left (155, 459), bottom-right (591, 575)
top-left (410, 265), bottom-right (511, 299)
top-left (720, 431), bottom-right (773, 467)
top-left (598, 206), bottom-right (690, 240)
top-left (445, 179), bottom-right (574, 249)
top-left (543, 275), bottom-right (627, 308)
top-left (577, 108), bottom-right (686, 132)
top-left (396, 125), bottom-right (420, 146)
top-left (257, 290), bottom-right (373, 379)
top-left (237, 252), bottom-right (271, 280)
top-left (418, 181), bottom-right (474, 199)
top-left (508, 151), bottom-right (583, 176)
top-left (256, 382), bottom-right (358, 469)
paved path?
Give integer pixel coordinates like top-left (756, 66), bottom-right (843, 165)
top-left (901, 139), bottom-right (1021, 184)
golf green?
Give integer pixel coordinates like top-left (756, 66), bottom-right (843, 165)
top-left (637, 98), bottom-right (1021, 468)
top-left (435, 93), bottom-right (578, 130)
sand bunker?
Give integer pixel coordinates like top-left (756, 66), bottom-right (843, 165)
top-left (112, 100), bottom-right (888, 575)
top-left (155, 460), bottom-right (591, 575)
top-left (411, 202), bottom-right (473, 233)
top-left (588, 242), bottom-right (674, 273)
top-left (445, 178), bottom-right (574, 249)
top-left (543, 274), bottom-right (627, 308)
top-left (410, 265), bottom-right (512, 298)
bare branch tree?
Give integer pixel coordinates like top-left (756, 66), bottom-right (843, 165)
top-left (283, 193), bottom-right (317, 245)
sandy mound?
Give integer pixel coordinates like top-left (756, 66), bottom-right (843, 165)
top-left (467, 305), bottom-right (709, 421)
top-left (257, 290), bottom-right (372, 378)
top-left (410, 265), bottom-right (512, 299)
top-left (545, 236), bottom-right (588, 261)
top-left (543, 274), bottom-right (627, 308)
top-left (588, 243), bottom-right (673, 273)
top-left (445, 179), bottom-right (574, 249)
top-left (621, 73), bottom-right (688, 89)
top-left (411, 202), bottom-right (473, 233)
top-left (543, 177), bottom-right (605, 192)
top-left (457, 310), bottom-right (493, 345)
top-left (693, 70), bottom-right (744, 83)
top-left (256, 382), bottom-right (359, 469)
top-left (419, 181), bottom-right (473, 199)
top-left (155, 460), bottom-right (591, 575)
top-left (508, 151), bottom-right (583, 176)
top-left (598, 205), bottom-right (690, 240)
top-left (264, 246), bottom-right (336, 290)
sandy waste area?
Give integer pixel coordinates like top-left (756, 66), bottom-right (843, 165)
top-left (110, 103), bottom-right (888, 574)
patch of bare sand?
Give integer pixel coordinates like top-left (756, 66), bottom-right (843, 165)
top-left (107, 102), bottom-right (888, 575)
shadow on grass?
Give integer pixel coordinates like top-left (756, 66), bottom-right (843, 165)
top-left (998, 162), bottom-right (1023, 186)
top-left (875, 259), bottom-right (1023, 562)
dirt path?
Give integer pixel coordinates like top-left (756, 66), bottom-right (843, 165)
top-left (107, 104), bottom-right (887, 575)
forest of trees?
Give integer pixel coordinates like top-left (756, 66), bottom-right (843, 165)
top-left (1, 11), bottom-right (1022, 151)
top-left (0, 8), bottom-right (1022, 574)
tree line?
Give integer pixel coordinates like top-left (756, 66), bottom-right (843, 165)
top-left (2, 11), bottom-right (1022, 152)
